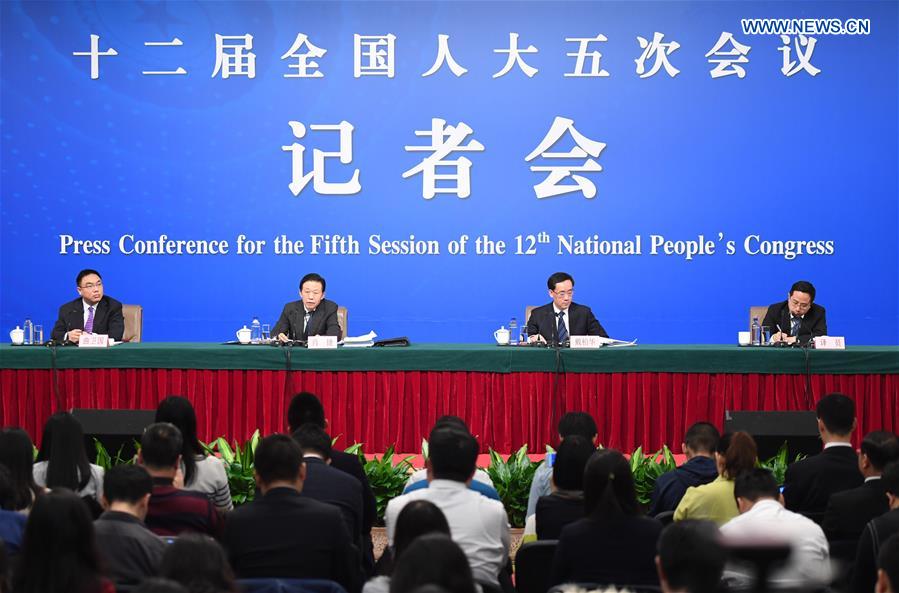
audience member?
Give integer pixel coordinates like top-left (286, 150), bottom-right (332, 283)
top-left (389, 534), bottom-right (478, 593)
top-left (853, 461), bottom-right (899, 593)
top-left (385, 427), bottom-right (510, 587)
top-left (550, 449), bottom-right (663, 588)
top-left (222, 434), bottom-right (362, 593)
top-left (783, 392), bottom-right (863, 514)
top-left (875, 534), bottom-right (899, 593)
top-left (527, 412), bottom-right (598, 518)
top-left (32, 412), bottom-right (104, 514)
top-left (720, 468), bottom-right (830, 589)
top-left (675, 432), bottom-right (757, 525)
top-left (824, 430), bottom-right (899, 540)
top-left (0, 466), bottom-right (25, 556)
top-left (650, 422), bottom-right (720, 516)
top-left (139, 423), bottom-right (223, 538)
top-left (159, 534), bottom-right (238, 593)
top-left (0, 430), bottom-right (42, 513)
top-left (94, 465), bottom-right (166, 589)
top-left (656, 520), bottom-right (725, 593)
top-left (155, 396), bottom-right (232, 511)
top-left (11, 489), bottom-right (115, 593)
top-left (134, 579), bottom-right (189, 593)
top-left (0, 541), bottom-right (7, 593)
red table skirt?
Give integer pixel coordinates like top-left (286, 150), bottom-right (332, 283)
top-left (2, 369), bottom-right (897, 452)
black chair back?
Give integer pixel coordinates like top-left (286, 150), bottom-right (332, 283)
top-left (515, 540), bottom-right (559, 593)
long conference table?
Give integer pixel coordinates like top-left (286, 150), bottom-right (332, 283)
top-left (1, 343), bottom-right (897, 453)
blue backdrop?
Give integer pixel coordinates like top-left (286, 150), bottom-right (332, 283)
top-left (2, 1), bottom-right (897, 344)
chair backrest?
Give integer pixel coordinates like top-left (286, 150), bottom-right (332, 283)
top-left (748, 306), bottom-right (768, 332)
top-left (515, 540), bottom-right (558, 593)
top-left (654, 510), bottom-right (675, 526)
top-left (122, 304), bottom-right (143, 343)
top-left (525, 305), bottom-right (537, 326)
top-left (237, 578), bottom-right (348, 593)
top-left (337, 306), bottom-right (348, 340)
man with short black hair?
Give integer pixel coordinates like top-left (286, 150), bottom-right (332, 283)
top-left (273, 273), bottom-right (341, 341)
top-left (526, 272), bottom-right (608, 344)
top-left (650, 422), bottom-right (721, 516)
top-left (656, 520), bottom-right (725, 593)
top-left (824, 430), bottom-right (899, 540)
top-left (51, 268), bottom-right (125, 343)
top-left (95, 465), bottom-right (166, 588)
top-left (783, 392), bottom-right (863, 514)
top-left (764, 280), bottom-right (827, 344)
top-left (223, 434), bottom-right (361, 593)
top-left (852, 461), bottom-right (899, 593)
top-left (139, 422), bottom-right (222, 538)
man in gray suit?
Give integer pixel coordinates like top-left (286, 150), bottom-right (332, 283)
top-left (273, 272), bottom-right (341, 341)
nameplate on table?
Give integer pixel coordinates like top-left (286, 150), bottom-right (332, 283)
top-left (569, 335), bottom-right (603, 349)
top-left (307, 335), bottom-right (338, 349)
top-left (814, 336), bottom-right (846, 350)
top-left (78, 334), bottom-right (110, 348)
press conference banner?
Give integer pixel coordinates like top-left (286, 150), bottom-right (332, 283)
top-left (1, 1), bottom-right (896, 343)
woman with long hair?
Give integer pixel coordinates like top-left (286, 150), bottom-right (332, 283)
top-left (33, 413), bottom-right (104, 505)
top-left (674, 431), bottom-right (758, 525)
top-left (549, 449), bottom-right (663, 587)
top-left (0, 429), bottom-right (43, 513)
top-left (155, 396), bottom-right (232, 511)
top-left (389, 534), bottom-right (477, 593)
top-left (159, 534), bottom-right (238, 593)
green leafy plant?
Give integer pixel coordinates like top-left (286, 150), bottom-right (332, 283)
top-left (93, 439), bottom-right (136, 470)
top-left (758, 441), bottom-right (805, 485)
top-left (205, 429), bottom-right (260, 506)
top-left (353, 444), bottom-right (415, 525)
top-left (629, 445), bottom-right (677, 506)
top-left (485, 445), bottom-right (539, 528)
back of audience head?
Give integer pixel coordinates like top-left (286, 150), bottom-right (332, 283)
top-left (0, 465), bottom-right (15, 511)
top-left (733, 468), bottom-right (780, 513)
top-left (877, 534), bottom-right (899, 593)
top-left (102, 464), bottom-right (154, 519)
top-left (254, 434), bottom-right (305, 492)
top-left (884, 461), bottom-right (899, 503)
top-left (815, 392), bottom-right (856, 437)
top-left (393, 500), bottom-right (451, 561)
top-left (36, 412), bottom-right (92, 492)
top-left (683, 422), bottom-right (720, 457)
top-left (860, 431), bottom-right (899, 474)
top-left (389, 533), bottom-right (477, 593)
top-left (159, 534), bottom-right (238, 593)
top-left (656, 520), bottom-right (725, 593)
top-left (140, 422), bottom-right (183, 472)
top-left (155, 396), bottom-right (204, 485)
top-left (716, 432), bottom-right (757, 480)
top-left (584, 449), bottom-right (639, 520)
top-left (0, 429), bottom-right (40, 511)
top-left (292, 424), bottom-right (333, 461)
top-left (134, 579), bottom-right (189, 593)
top-left (287, 391), bottom-right (326, 432)
top-left (427, 427), bottom-right (478, 483)
top-left (552, 435), bottom-right (595, 492)
top-left (12, 489), bottom-right (105, 593)
top-left (558, 411), bottom-right (598, 441)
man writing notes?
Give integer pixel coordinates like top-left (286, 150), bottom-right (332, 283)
top-left (763, 280), bottom-right (827, 345)
top-left (50, 269), bottom-right (125, 344)
top-left (272, 273), bottom-right (341, 342)
top-left (526, 272), bottom-right (608, 344)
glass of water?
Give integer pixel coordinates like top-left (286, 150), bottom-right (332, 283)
top-left (33, 324), bottom-right (43, 344)
top-left (261, 324), bottom-right (271, 343)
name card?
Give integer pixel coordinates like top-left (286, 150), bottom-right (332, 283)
top-left (78, 333), bottom-right (110, 348)
top-left (814, 336), bottom-right (846, 350)
top-left (569, 335), bottom-right (603, 349)
top-left (307, 335), bottom-right (338, 349)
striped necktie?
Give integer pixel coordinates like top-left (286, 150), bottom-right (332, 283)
top-left (557, 311), bottom-right (568, 343)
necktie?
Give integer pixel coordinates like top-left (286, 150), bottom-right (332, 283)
top-left (303, 310), bottom-right (313, 338)
top-left (790, 316), bottom-right (801, 337)
top-left (85, 306), bottom-right (95, 333)
top-left (556, 311), bottom-right (568, 343)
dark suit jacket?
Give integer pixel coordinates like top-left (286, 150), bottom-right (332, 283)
top-left (331, 448), bottom-right (377, 575)
top-left (783, 446), bottom-right (863, 514)
top-left (222, 487), bottom-right (361, 593)
top-left (51, 296), bottom-right (125, 342)
top-left (301, 457), bottom-right (364, 540)
top-left (761, 300), bottom-right (827, 343)
top-left (823, 478), bottom-right (889, 541)
top-left (272, 298), bottom-right (341, 340)
top-left (526, 302), bottom-right (608, 343)
top-left (853, 508), bottom-right (899, 593)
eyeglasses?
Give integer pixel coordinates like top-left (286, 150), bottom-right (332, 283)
top-left (552, 289), bottom-right (574, 297)
top-left (80, 282), bottom-right (103, 290)
top-left (789, 298), bottom-right (811, 310)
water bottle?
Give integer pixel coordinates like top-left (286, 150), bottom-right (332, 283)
top-left (509, 317), bottom-right (518, 344)
top-left (250, 317), bottom-right (261, 344)
top-left (751, 316), bottom-right (761, 346)
top-left (23, 318), bottom-right (33, 345)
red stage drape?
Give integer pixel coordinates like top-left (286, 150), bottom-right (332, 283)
top-left (2, 369), bottom-right (897, 452)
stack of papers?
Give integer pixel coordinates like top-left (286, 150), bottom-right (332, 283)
top-left (341, 331), bottom-right (377, 348)
top-left (597, 336), bottom-right (638, 347)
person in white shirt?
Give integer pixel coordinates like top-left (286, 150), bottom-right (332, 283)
top-left (385, 427), bottom-right (510, 588)
top-left (33, 412), bottom-right (104, 505)
top-left (720, 468), bottom-right (830, 590)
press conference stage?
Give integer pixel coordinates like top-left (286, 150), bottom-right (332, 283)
top-left (2, 343), bottom-right (897, 452)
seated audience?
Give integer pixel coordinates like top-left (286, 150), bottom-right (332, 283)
top-left (675, 432), bottom-right (757, 525)
top-left (389, 534), bottom-right (478, 593)
top-left (134, 579), bottom-right (189, 593)
top-left (783, 392), bottom-right (863, 514)
top-left (824, 430), bottom-right (899, 540)
top-left (385, 427), bottom-right (510, 587)
top-left (656, 520), bottom-right (725, 593)
top-left (11, 489), bottom-right (115, 593)
top-left (0, 466), bottom-right (25, 556)
top-left (32, 412), bottom-right (104, 515)
top-left (527, 412), bottom-right (598, 519)
top-left (650, 422), bottom-right (720, 516)
top-left (139, 422), bottom-right (223, 538)
top-left (853, 461), bottom-right (899, 593)
top-left (222, 434), bottom-right (362, 593)
top-left (159, 534), bottom-right (238, 593)
top-left (0, 429), bottom-right (43, 513)
top-left (366, 500), bottom-right (451, 593)
top-left (94, 465), bottom-right (166, 589)
top-left (720, 468), bottom-right (830, 590)
top-left (550, 449), bottom-right (663, 588)
top-left (875, 534), bottom-right (899, 593)
top-left (155, 396), bottom-right (232, 511)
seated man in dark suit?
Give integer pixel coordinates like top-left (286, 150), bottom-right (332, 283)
top-left (852, 462), bottom-right (899, 593)
top-left (763, 280), bottom-right (827, 345)
top-left (824, 431), bottom-right (899, 540)
top-left (783, 393), bottom-right (863, 515)
top-left (50, 268), bottom-right (124, 344)
top-left (272, 272), bottom-right (341, 341)
top-left (650, 422), bottom-right (721, 516)
top-left (222, 434), bottom-right (361, 593)
top-left (526, 272), bottom-right (607, 344)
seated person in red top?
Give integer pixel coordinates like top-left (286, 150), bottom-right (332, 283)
top-left (139, 422), bottom-right (223, 539)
